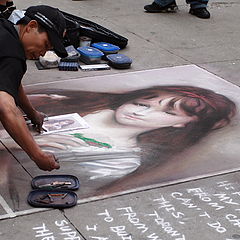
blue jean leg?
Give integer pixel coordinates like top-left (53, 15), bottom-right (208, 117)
top-left (186, 0), bottom-right (209, 9)
top-left (154, 0), bottom-right (175, 7)
top-left (154, 0), bottom-right (209, 8)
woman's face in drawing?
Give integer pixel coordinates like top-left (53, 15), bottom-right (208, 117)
top-left (114, 95), bottom-right (197, 130)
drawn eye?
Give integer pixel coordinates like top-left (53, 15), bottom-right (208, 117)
top-left (133, 102), bottom-right (149, 108)
top-left (165, 111), bottom-right (177, 115)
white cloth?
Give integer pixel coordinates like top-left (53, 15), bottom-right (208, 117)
top-left (8, 9), bottom-right (25, 24)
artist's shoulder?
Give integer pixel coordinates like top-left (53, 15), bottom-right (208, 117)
top-left (0, 18), bottom-right (16, 35)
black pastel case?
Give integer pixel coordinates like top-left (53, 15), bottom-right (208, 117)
top-left (31, 175), bottom-right (80, 190)
top-left (27, 190), bottom-right (78, 208)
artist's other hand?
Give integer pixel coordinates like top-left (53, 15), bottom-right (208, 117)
top-left (32, 152), bottom-right (60, 171)
top-left (29, 111), bottom-right (46, 133)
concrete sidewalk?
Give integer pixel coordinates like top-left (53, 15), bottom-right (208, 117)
top-left (0, 0), bottom-right (239, 239)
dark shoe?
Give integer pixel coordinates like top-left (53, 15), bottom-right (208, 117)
top-left (144, 1), bottom-right (178, 13)
top-left (189, 7), bottom-right (210, 19)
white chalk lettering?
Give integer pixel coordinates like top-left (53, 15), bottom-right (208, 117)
top-left (187, 188), bottom-right (225, 210)
top-left (207, 221), bottom-right (227, 233)
top-left (147, 210), bottom-right (158, 218)
top-left (148, 210), bottom-right (184, 238)
top-left (154, 195), bottom-right (185, 221)
top-left (90, 237), bottom-right (108, 240)
top-left (171, 192), bottom-right (198, 209)
top-left (208, 202), bottom-right (225, 211)
top-left (217, 181), bottom-right (235, 190)
top-left (116, 206), bottom-right (148, 233)
top-left (232, 192), bottom-right (240, 197)
top-left (55, 220), bottom-right (68, 227)
top-left (153, 196), bottom-right (173, 209)
top-left (97, 209), bottom-right (114, 223)
top-left (55, 219), bottom-right (81, 240)
top-left (110, 226), bottom-right (132, 240)
top-left (147, 233), bottom-right (162, 240)
top-left (199, 211), bottom-right (211, 218)
top-left (187, 188), bottom-right (211, 202)
top-left (37, 237), bottom-right (55, 240)
top-left (86, 225), bottom-right (98, 231)
top-left (226, 214), bottom-right (240, 228)
top-left (59, 226), bottom-right (72, 232)
top-left (60, 231), bottom-right (81, 240)
top-left (176, 236), bottom-right (186, 240)
top-left (213, 193), bottom-right (239, 205)
top-left (33, 223), bottom-right (54, 238)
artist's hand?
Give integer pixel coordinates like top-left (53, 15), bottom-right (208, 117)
top-left (29, 111), bottom-right (47, 133)
top-left (32, 152), bottom-right (60, 171)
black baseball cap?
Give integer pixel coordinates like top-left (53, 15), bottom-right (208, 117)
top-left (24, 5), bottom-right (68, 58)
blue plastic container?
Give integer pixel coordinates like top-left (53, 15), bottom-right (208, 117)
top-left (106, 54), bottom-right (132, 69)
top-left (77, 46), bottom-right (104, 64)
top-left (91, 42), bottom-right (120, 55)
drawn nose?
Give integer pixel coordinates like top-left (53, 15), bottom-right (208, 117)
top-left (133, 108), bottom-right (150, 116)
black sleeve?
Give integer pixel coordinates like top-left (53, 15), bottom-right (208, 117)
top-left (0, 57), bottom-right (25, 103)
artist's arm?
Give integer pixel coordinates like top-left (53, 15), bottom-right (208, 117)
top-left (18, 84), bottom-right (45, 132)
top-left (0, 91), bottom-right (60, 171)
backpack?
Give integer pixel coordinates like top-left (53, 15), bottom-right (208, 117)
top-left (61, 11), bottom-right (128, 49)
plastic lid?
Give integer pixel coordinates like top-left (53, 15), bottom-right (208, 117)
top-left (107, 54), bottom-right (132, 64)
top-left (77, 46), bottom-right (104, 57)
top-left (91, 42), bottom-right (120, 52)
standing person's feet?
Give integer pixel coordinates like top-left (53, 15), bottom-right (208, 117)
top-left (189, 7), bottom-right (210, 19)
top-left (144, 1), bottom-right (178, 13)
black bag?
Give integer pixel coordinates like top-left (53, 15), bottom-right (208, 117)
top-left (61, 11), bottom-right (128, 49)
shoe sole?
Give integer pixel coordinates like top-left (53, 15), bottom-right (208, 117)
top-left (145, 5), bottom-right (178, 13)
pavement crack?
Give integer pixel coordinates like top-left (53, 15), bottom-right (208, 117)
top-left (62, 211), bottom-right (88, 240)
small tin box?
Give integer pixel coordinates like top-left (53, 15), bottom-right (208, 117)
top-left (106, 53), bottom-right (132, 69)
top-left (91, 42), bottom-right (120, 55)
top-left (77, 46), bottom-right (104, 64)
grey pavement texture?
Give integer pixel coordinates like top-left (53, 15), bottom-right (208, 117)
top-left (0, 0), bottom-right (240, 239)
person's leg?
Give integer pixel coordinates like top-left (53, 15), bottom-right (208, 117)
top-left (187, 0), bottom-right (210, 18)
top-left (144, 0), bottom-right (178, 13)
